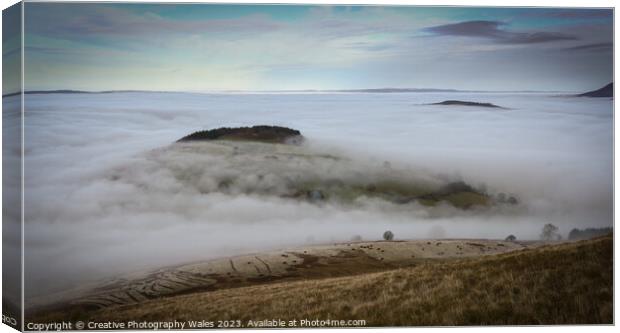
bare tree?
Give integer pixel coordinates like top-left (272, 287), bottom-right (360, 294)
top-left (505, 234), bottom-right (516, 241)
top-left (383, 230), bottom-right (394, 241)
top-left (540, 224), bottom-right (560, 241)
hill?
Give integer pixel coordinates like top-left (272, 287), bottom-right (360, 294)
top-left (579, 83), bottom-right (613, 97)
top-left (164, 139), bottom-right (495, 209)
top-left (177, 126), bottom-right (303, 144)
top-left (430, 100), bottom-right (502, 108)
top-left (32, 235), bottom-right (612, 326)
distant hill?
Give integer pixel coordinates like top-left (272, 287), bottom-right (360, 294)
top-left (579, 83), bottom-right (613, 97)
top-left (5, 88), bottom-right (465, 96)
top-left (334, 88), bottom-right (462, 93)
top-left (2, 88), bottom-right (565, 98)
top-left (2, 91), bottom-right (22, 97)
top-left (430, 100), bottom-right (502, 108)
top-left (2, 90), bottom-right (166, 97)
top-left (26, 90), bottom-right (91, 95)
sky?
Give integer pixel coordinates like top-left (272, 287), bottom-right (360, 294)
top-left (11, 3), bottom-right (614, 92)
top-left (2, 2), bottom-right (21, 95)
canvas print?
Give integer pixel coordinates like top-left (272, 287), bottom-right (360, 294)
top-left (1, 1), bottom-right (614, 330)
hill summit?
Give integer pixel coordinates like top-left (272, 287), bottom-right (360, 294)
top-left (178, 125), bottom-right (303, 144)
top-left (579, 83), bottom-right (613, 97)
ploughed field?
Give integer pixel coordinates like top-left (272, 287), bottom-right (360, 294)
top-left (28, 235), bottom-right (612, 325)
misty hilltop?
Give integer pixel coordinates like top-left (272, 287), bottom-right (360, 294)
top-left (178, 125), bottom-right (303, 144)
top-left (108, 127), bottom-right (521, 211)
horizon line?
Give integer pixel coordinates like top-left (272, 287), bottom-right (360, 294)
top-left (2, 87), bottom-right (583, 97)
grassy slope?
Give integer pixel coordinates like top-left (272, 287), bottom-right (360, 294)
top-left (62, 236), bottom-right (613, 326)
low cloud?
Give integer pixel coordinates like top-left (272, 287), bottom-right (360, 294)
top-left (424, 20), bottom-right (578, 44)
top-left (20, 92), bottom-right (612, 304)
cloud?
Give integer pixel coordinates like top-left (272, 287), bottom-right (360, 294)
top-left (342, 41), bottom-right (395, 52)
top-left (522, 9), bottom-right (612, 19)
top-left (21, 4), bottom-right (612, 92)
top-left (25, 4), bottom-right (283, 38)
top-left (21, 91), bottom-right (612, 303)
top-left (424, 20), bottom-right (578, 44)
top-left (563, 42), bottom-right (613, 52)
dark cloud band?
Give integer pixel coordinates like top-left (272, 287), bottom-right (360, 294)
top-left (424, 20), bottom-right (578, 44)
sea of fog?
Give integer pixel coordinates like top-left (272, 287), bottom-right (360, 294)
top-left (13, 91), bottom-right (612, 300)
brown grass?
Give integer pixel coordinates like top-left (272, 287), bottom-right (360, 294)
top-left (34, 236), bottom-right (613, 326)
